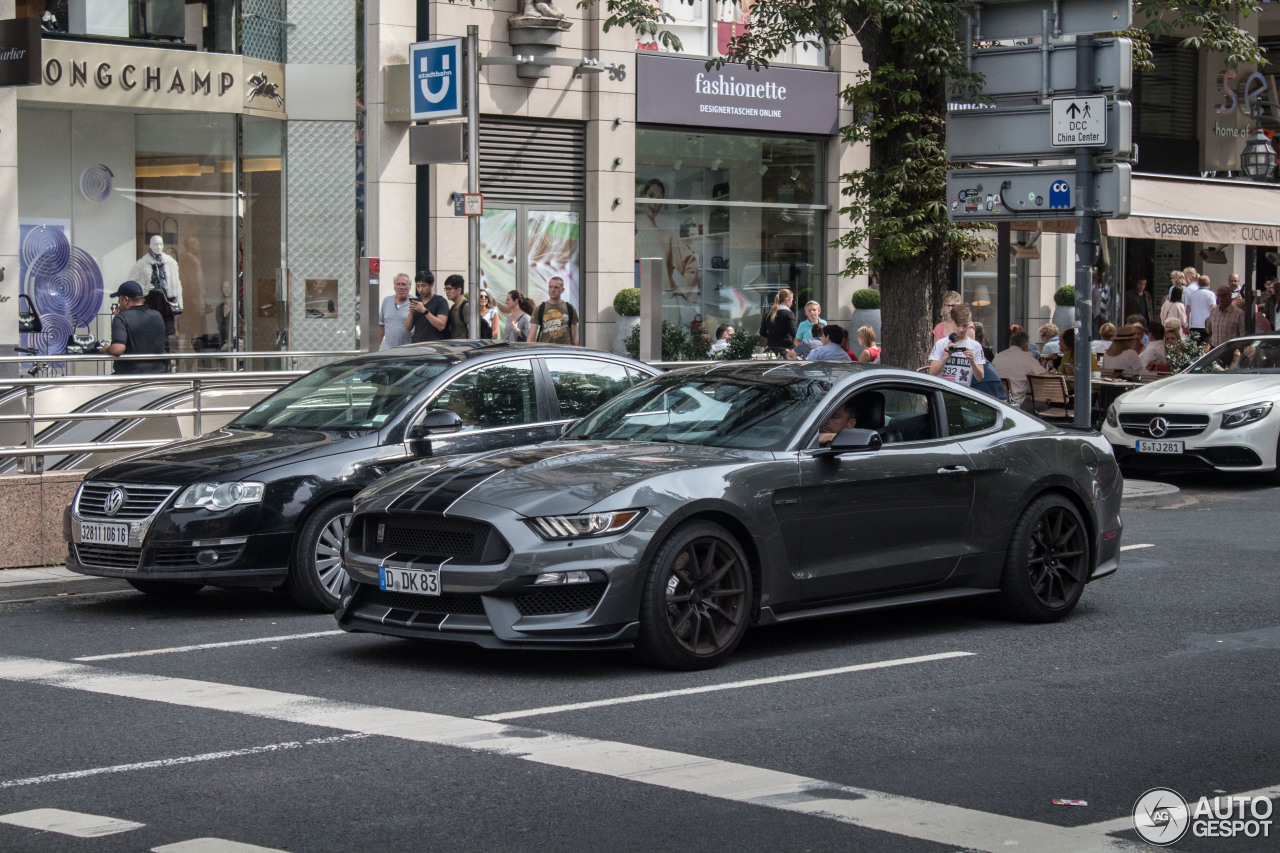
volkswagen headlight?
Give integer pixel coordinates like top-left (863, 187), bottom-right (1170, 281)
top-left (174, 482), bottom-right (266, 511)
top-left (526, 509), bottom-right (645, 541)
top-left (1221, 401), bottom-right (1273, 430)
top-left (1105, 404), bottom-right (1119, 428)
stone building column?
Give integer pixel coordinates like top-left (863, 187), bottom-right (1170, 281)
top-left (0, 0), bottom-right (19, 377)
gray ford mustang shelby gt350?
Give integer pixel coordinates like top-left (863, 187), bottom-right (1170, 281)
top-left (337, 362), bottom-right (1123, 669)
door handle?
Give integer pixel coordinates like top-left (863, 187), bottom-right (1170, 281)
top-left (936, 465), bottom-right (969, 475)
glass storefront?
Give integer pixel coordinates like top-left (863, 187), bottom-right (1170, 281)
top-left (635, 128), bottom-right (824, 335)
top-left (20, 0), bottom-right (237, 53)
top-left (636, 0), bottom-right (824, 66)
top-left (480, 207), bottom-right (582, 313)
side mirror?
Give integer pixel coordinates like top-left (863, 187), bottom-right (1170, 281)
top-left (815, 427), bottom-right (881, 457)
top-left (409, 408), bottom-right (463, 439)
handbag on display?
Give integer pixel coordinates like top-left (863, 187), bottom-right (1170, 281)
top-left (18, 294), bottom-right (41, 334)
top-left (65, 330), bottom-right (99, 355)
top-left (690, 313), bottom-right (704, 336)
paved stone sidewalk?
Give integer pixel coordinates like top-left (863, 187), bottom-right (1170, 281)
top-left (1121, 478), bottom-right (1180, 509)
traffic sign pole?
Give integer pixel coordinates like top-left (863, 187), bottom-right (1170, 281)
top-left (1074, 35), bottom-right (1096, 429)
top-left (467, 25), bottom-right (481, 339)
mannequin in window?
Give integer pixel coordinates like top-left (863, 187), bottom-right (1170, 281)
top-left (178, 236), bottom-right (206, 339)
top-left (128, 235), bottom-right (183, 340)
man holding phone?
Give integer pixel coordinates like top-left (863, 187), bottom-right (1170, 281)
top-left (404, 270), bottom-right (449, 343)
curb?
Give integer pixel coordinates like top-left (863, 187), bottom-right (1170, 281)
top-left (1121, 479), bottom-right (1181, 509)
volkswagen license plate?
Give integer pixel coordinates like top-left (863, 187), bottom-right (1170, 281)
top-left (378, 565), bottom-right (440, 596)
top-left (79, 521), bottom-right (130, 545)
top-left (1136, 439), bottom-right (1184, 454)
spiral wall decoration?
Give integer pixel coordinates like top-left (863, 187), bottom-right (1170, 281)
top-left (21, 226), bottom-right (70, 277)
top-left (19, 225), bottom-right (106, 364)
top-left (79, 164), bottom-right (114, 203)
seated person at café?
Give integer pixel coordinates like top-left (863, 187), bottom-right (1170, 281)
top-left (1139, 319), bottom-right (1181, 370)
top-left (1092, 322), bottom-right (1114, 356)
top-left (789, 325), bottom-right (852, 362)
top-left (1100, 326), bottom-right (1144, 374)
top-left (1056, 327), bottom-right (1100, 380)
top-left (992, 330), bottom-right (1046, 410)
top-left (1038, 322), bottom-right (1061, 359)
top-left (790, 324), bottom-right (824, 359)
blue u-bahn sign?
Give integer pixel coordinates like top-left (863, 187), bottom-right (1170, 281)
top-left (410, 38), bottom-right (463, 121)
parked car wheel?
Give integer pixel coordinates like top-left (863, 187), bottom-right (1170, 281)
top-left (999, 494), bottom-right (1089, 622)
top-left (286, 498), bottom-right (352, 612)
top-left (126, 579), bottom-right (203, 598)
top-left (636, 522), bottom-right (752, 670)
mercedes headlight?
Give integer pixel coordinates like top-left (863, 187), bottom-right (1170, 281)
top-left (526, 509), bottom-right (645, 541)
top-left (1221, 401), bottom-right (1273, 429)
top-left (1105, 404), bottom-right (1119, 428)
top-left (173, 482), bottom-right (266, 511)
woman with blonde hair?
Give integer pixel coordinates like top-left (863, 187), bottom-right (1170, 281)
top-left (857, 325), bottom-right (881, 363)
top-left (1092, 321), bottom-right (1115, 356)
top-left (758, 288), bottom-right (797, 355)
top-left (932, 290), bottom-right (965, 340)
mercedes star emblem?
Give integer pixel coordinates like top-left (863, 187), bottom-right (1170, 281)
top-left (103, 487), bottom-right (126, 516)
top-left (1148, 417), bottom-right (1170, 439)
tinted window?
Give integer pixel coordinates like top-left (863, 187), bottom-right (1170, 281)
top-left (431, 360), bottom-right (537, 431)
top-left (566, 373), bottom-right (830, 449)
top-left (880, 388), bottom-right (938, 443)
top-left (943, 390), bottom-right (999, 436)
top-left (546, 358), bottom-right (633, 419)
top-left (233, 360), bottom-right (449, 430)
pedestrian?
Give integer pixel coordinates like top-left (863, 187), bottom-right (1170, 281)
top-left (504, 290), bottom-right (534, 342)
top-left (1160, 285), bottom-right (1188, 339)
top-left (97, 281), bottom-right (169, 374)
top-left (758, 288), bottom-right (797, 356)
top-left (1229, 272), bottom-right (1242, 299)
top-left (443, 275), bottom-right (470, 339)
top-left (531, 277), bottom-right (579, 345)
top-left (378, 273), bottom-right (413, 349)
top-left (710, 323), bottom-right (734, 355)
top-left (1124, 278), bottom-right (1154, 327)
top-left (1207, 285), bottom-right (1244, 346)
top-left (933, 290), bottom-right (964, 340)
top-left (928, 304), bottom-right (985, 386)
top-left (404, 270), bottom-right (449, 343)
top-left (856, 326), bottom-right (881, 363)
top-left (796, 301), bottom-right (826, 341)
top-left (1186, 275), bottom-right (1218, 346)
top-left (1261, 279), bottom-right (1278, 328)
top-left (479, 290), bottom-right (499, 340)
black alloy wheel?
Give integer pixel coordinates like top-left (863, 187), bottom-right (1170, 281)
top-left (999, 494), bottom-right (1090, 622)
top-left (285, 497), bottom-right (353, 612)
top-left (126, 579), bottom-right (204, 598)
top-left (637, 522), bottom-right (752, 670)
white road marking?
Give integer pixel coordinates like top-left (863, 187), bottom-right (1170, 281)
top-left (155, 839), bottom-right (289, 853)
top-left (0, 734), bottom-right (369, 790)
top-left (1119, 544), bottom-right (1154, 551)
top-left (0, 808), bottom-right (143, 837)
top-left (75, 631), bottom-right (344, 661)
top-left (479, 651), bottom-right (975, 721)
top-left (0, 654), bottom-right (1142, 852)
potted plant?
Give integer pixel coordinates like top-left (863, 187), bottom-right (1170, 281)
top-left (1052, 284), bottom-right (1076, 335)
top-left (850, 287), bottom-right (881, 358)
top-left (611, 287), bottom-right (641, 355)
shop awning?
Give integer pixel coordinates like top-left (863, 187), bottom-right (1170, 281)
top-left (1104, 175), bottom-right (1280, 246)
top-left (1013, 174), bottom-right (1280, 245)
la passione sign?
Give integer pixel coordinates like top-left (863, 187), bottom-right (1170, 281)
top-left (636, 54), bottom-right (837, 135)
top-left (0, 17), bottom-right (41, 87)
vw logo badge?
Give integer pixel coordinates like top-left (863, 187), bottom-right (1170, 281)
top-left (103, 487), bottom-right (126, 516)
top-left (1148, 417), bottom-right (1170, 438)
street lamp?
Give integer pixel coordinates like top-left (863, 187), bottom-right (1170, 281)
top-left (1240, 97), bottom-right (1280, 181)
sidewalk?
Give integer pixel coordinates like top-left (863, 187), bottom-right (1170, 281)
top-left (0, 566), bottom-right (85, 586)
top-left (1122, 478), bottom-right (1180, 509)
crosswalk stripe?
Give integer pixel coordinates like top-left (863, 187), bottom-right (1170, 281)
top-left (154, 839), bottom-right (289, 853)
top-left (0, 654), bottom-right (1143, 853)
top-left (0, 808), bottom-right (143, 837)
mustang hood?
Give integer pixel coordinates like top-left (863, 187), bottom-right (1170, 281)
top-left (375, 441), bottom-right (748, 517)
top-left (90, 428), bottom-right (373, 484)
top-left (1117, 374), bottom-right (1280, 408)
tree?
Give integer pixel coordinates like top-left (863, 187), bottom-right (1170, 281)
top-left (596, 0), bottom-right (1264, 367)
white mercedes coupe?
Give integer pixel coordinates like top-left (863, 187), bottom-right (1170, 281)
top-left (1102, 333), bottom-right (1280, 479)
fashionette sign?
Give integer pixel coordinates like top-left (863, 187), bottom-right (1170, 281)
top-left (636, 54), bottom-right (837, 135)
top-left (0, 17), bottom-right (41, 87)
top-left (18, 40), bottom-right (285, 117)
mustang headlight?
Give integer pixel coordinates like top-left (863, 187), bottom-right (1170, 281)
top-left (174, 482), bottom-right (265, 511)
top-left (526, 509), bottom-right (645, 541)
top-left (1105, 404), bottom-right (1119, 428)
top-left (1221, 401), bottom-right (1273, 429)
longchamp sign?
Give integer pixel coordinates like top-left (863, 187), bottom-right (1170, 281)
top-left (636, 54), bottom-right (837, 135)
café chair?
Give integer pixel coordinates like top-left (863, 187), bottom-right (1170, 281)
top-left (1027, 373), bottom-right (1073, 421)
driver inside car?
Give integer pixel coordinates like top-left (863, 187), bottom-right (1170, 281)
top-left (817, 401), bottom-right (857, 446)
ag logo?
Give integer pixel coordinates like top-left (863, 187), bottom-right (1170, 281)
top-left (410, 39), bottom-right (463, 120)
top-left (1133, 787), bottom-right (1190, 845)
top-left (1049, 180), bottom-right (1072, 210)
top-left (103, 487), bottom-right (126, 516)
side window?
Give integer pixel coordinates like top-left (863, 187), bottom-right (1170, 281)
top-left (627, 366), bottom-right (655, 386)
top-left (546, 358), bottom-right (633, 419)
top-left (877, 388), bottom-right (939, 443)
top-left (430, 360), bottom-right (537, 431)
top-left (943, 390), bottom-right (999, 436)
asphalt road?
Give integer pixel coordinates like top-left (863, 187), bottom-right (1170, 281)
top-left (0, 476), bottom-right (1275, 853)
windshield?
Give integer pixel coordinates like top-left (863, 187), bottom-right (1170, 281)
top-left (1187, 338), bottom-right (1280, 374)
top-left (232, 360), bottom-right (450, 430)
top-left (565, 372), bottom-right (831, 449)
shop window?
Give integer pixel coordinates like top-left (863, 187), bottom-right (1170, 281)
top-left (480, 207), bottom-right (582, 330)
top-left (24, 0), bottom-right (237, 54)
top-left (636, 0), bottom-right (825, 67)
top-left (636, 128), bottom-right (824, 336)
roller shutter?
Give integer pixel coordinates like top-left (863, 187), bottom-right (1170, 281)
top-left (479, 119), bottom-right (585, 204)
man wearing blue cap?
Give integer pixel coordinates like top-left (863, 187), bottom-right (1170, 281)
top-left (98, 281), bottom-right (168, 374)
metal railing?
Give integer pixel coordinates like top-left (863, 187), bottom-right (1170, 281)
top-left (0, 350), bottom-right (359, 472)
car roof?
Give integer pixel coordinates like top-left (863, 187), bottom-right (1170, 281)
top-left (663, 360), bottom-right (912, 381)
top-left (329, 342), bottom-right (657, 371)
